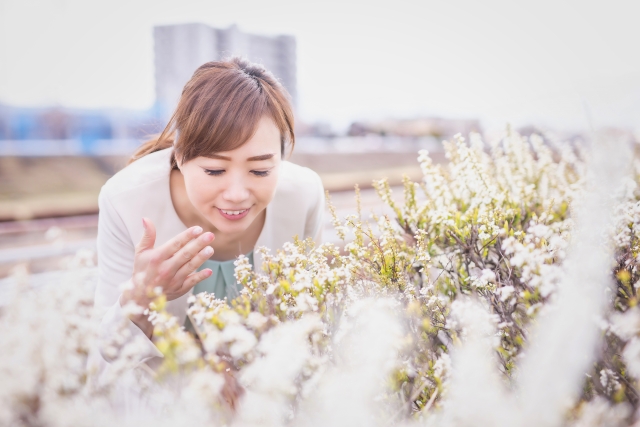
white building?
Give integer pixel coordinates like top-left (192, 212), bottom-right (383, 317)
top-left (154, 23), bottom-right (297, 116)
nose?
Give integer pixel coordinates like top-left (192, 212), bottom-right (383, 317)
top-left (221, 173), bottom-right (250, 204)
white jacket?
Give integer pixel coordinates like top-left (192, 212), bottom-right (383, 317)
top-left (92, 147), bottom-right (324, 370)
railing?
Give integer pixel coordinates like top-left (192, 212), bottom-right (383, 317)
top-left (0, 139), bottom-right (143, 156)
top-left (0, 136), bottom-right (444, 156)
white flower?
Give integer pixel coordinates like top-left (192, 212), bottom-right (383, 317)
top-left (609, 308), bottom-right (640, 341)
top-left (295, 293), bottom-right (319, 312)
top-left (623, 337), bottom-right (640, 379)
top-left (497, 285), bottom-right (515, 302)
top-left (246, 312), bottom-right (268, 330)
top-left (222, 324), bottom-right (257, 359)
top-left (480, 269), bottom-right (497, 283)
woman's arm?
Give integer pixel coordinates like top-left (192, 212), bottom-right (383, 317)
top-left (94, 190), bottom-right (163, 363)
top-left (95, 191), bottom-right (136, 313)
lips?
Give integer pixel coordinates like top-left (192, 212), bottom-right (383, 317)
top-left (218, 207), bottom-right (250, 220)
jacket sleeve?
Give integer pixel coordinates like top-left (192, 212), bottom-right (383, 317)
top-left (94, 189), bottom-right (162, 366)
top-left (305, 172), bottom-right (325, 245)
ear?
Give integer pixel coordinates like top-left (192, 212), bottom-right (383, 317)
top-left (171, 151), bottom-right (183, 171)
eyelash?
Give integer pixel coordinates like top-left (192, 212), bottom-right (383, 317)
top-left (204, 169), bottom-right (271, 177)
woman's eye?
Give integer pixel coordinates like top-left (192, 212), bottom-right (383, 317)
top-left (204, 169), bottom-right (225, 176)
top-left (251, 170), bottom-right (270, 177)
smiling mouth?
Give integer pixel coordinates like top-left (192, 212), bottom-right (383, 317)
top-left (217, 207), bottom-right (251, 220)
top-left (219, 208), bottom-right (249, 216)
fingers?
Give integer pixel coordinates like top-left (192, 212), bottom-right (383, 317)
top-left (178, 268), bottom-right (213, 294)
top-left (155, 225), bottom-right (206, 260)
top-left (135, 218), bottom-right (157, 253)
top-left (173, 243), bottom-right (215, 286)
top-left (170, 231), bottom-right (214, 269)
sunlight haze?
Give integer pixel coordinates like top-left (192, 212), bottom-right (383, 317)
top-left (0, 0), bottom-right (638, 132)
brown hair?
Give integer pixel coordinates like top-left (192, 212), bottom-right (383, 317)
top-left (129, 57), bottom-right (295, 168)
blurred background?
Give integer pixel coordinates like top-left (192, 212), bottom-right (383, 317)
top-left (0, 0), bottom-right (638, 281)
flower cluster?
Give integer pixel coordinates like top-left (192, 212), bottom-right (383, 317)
top-left (2, 129), bottom-right (640, 426)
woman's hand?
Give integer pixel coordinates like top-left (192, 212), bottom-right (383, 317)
top-left (120, 217), bottom-right (214, 337)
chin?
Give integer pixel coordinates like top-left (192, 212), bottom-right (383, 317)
top-left (214, 221), bottom-right (248, 234)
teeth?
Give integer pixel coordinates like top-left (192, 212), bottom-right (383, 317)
top-left (221, 209), bottom-right (246, 216)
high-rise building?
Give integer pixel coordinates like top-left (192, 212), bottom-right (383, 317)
top-left (153, 23), bottom-right (297, 116)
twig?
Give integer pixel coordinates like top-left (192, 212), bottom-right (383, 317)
top-left (385, 377), bottom-right (433, 424)
top-left (419, 388), bottom-right (439, 415)
top-left (187, 310), bottom-right (207, 356)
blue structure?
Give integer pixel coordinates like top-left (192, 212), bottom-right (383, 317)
top-left (0, 104), bottom-right (164, 156)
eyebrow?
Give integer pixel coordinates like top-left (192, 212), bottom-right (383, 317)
top-left (204, 153), bottom-right (275, 161)
top-left (247, 153), bottom-right (275, 161)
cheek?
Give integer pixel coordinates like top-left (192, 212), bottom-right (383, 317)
top-left (254, 173), bottom-right (279, 205)
top-left (184, 174), bottom-right (220, 206)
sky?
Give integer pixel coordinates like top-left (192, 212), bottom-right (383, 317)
top-left (0, 0), bottom-right (638, 133)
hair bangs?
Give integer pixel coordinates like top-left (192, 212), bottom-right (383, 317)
top-left (176, 72), bottom-right (268, 164)
top-left (130, 57), bottom-right (295, 167)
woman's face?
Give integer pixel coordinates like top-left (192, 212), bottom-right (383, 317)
top-left (178, 116), bottom-right (282, 235)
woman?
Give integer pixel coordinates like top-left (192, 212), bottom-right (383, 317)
top-left (93, 58), bottom-right (324, 374)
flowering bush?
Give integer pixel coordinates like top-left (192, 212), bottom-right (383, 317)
top-left (1, 129), bottom-right (639, 426)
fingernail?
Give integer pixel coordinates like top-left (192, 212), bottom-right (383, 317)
top-left (192, 226), bottom-right (203, 236)
top-left (202, 232), bottom-right (214, 242)
top-left (204, 269), bottom-right (212, 277)
top-left (142, 218), bottom-right (148, 230)
top-left (203, 246), bottom-right (213, 255)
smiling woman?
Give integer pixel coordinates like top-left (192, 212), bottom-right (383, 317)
top-left (90, 58), bottom-right (324, 391)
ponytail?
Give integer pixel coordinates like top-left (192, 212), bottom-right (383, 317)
top-left (128, 131), bottom-right (176, 167)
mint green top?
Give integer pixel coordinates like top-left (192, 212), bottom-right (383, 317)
top-left (185, 251), bottom-right (254, 333)
top-left (192, 251), bottom-right (254, 301)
